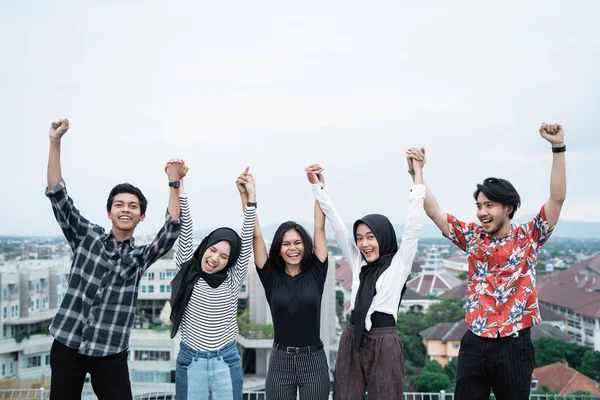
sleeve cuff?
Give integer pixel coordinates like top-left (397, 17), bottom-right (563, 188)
top-left (165, 209), bottom-right (181, 225)
top-left (410, 184), bottom-right (426, 197)
top-left (311, 183), bottom-right (325, 196)
top-left (178, 193), bottom-right (188, 199)
top-left (45, 179), bottom-right (67, 197)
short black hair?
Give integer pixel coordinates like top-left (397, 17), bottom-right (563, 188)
top-left (106, 183), bottom-right (148, 215)
top-left (269, 221), bottom-right (314, 272)
top-left (473, 177), bottom-right (521, 219)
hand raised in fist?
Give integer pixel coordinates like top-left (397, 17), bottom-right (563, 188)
top-left (539, 123), bottom-right (564, 147)
top-left (49, 119), bottom-right (69, 140)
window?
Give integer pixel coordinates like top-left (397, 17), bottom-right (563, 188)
top-left (26, 356), bottom-right (41, 368)
top-left (2, 288), bottom-right (7, 300)
top-left (36, 299), bottom-right (40, 309)
top-left (2, 364), bottom-right (5, 376)
top-left (45, 355), bottom-right (50, 365)
top-left (147, 272), bottom-right (155, 280)
top-left (3, 307), bottom-right (6, 319)
top-left (166, 286), bottom-right (171, 293)
top-left (167, 271), bottom-right (176, 279)
top-left (452, 343), bottom-right (460, 349)
top-left (240, 284), bottom-right (247, 293)
top-left (133, 350), bottom-right (170, 361)
top-left (10, 362), bottom-right (13, 374)
top-left (148, 286), bottom-right (154, 293)
top-left (159, 272), bottom-right (166, 280)
top-left (141, 286), bottom-right (147, 293)
top-left (160, 285), bottom-right (165, 293)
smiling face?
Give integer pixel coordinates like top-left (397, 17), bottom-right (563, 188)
top-left (476, 192), bottom-right (512, 237)
top-left (279, 229), bottom-right (305, 268)
top-left (107, 193), bottom-right (145, 233)
top-left (200, 240), bottom-right (231, 274)
top-left (355, 223), bottom-right (380, 263)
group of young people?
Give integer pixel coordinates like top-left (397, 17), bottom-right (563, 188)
top-left (45, 118), bottom-right (566, 400)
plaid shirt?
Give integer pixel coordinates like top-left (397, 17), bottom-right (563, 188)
top-left (446, 206), bottom-right (554, 338)
top-left (46, 180), bottom-right (180, 356)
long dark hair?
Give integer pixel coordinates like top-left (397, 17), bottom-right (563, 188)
top-left (269, 221), bottom-right (314, 273)
top-left (473, 177), bottom-right (521, 219)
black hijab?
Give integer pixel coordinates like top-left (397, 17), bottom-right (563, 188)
top-left (169, 227), bottom-right (241, 338)
top-left (352, 214), bottom-right (401, 350)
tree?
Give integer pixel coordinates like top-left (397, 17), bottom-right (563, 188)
top-left (397, 312), bottom-right (429, 367)
top-left (412, 372), bottom-right (452, 392)
top-left (422, 360), bottom-right (445, 374)
top-left (577, 350), bottom-right (600, 382)
top-left (335, 290), bottom-right (344, 323)
top-left (533, 337), bottom-right (588, 370)
top-left (426, 297), bottom-right (465, 324)
top-left (444, 358), bottom-right (458, 381)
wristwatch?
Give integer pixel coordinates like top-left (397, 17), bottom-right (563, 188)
top-left (247, 201), bottom-right (257, 208)
top-left (168, 181), bottom-right (181, 188)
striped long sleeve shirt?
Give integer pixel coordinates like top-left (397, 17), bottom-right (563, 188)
top-left (176, 195), bottom-right (256, 350)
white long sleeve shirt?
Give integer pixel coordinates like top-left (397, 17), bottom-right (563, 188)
top-left (312, 183), bottom-right (425, 331)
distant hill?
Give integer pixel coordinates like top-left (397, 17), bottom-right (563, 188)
top-left (194, 218), bottom-right (600, 239)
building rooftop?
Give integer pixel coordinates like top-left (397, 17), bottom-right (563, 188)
top-left (533, 362), bottom-right (600, 395)
top-left (537, 254), bottom-right (600, 319)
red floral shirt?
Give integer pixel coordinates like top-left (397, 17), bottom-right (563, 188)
top-left (446, 206), bottom-right (554, 338)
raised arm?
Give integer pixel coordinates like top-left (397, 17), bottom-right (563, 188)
top-left (47, 119), bottom-right (69, 190)
top-left (407, 148), bottom-right (450, 237)
top-left (231, 167), bottom-right (258, 286)
top-left (539, 123), bottom-right (566, 227)
top-left (236, 169), bottom-right (268, 269)
top-left (174, 177), bottom-right (194, 269)
top-left (306, 167), bottom-right (327, 263)
top-left (165, 159), bottom-right (185, 220)
top-left (392, 150), bottom-right (426, 284)
top-left (306, 164), bottom-right (360, 267)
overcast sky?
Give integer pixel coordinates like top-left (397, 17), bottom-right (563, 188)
top-left (1, 1), bottom-right (598, 237)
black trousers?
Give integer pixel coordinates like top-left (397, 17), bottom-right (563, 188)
top-left (455, 329), bottom-right (535, 400)
top-left (50, 339), bottom-right (132, 400)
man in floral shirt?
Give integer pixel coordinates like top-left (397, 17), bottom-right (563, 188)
top-left (406, 123), bottom-right (566, 400)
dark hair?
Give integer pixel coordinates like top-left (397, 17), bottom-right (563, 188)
top-left (106, 183), bottom-right (148, 215)
top-left (269, 221), bottom-right (314, 272)
top-left (473, 177), bottom-right (521, 219)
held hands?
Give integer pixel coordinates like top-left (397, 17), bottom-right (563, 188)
top-left (49, 119), bottom-right (69, 140)
top-left (305, 164), bottom-right (325, 185)
top-left (539, 123), bottom-right (564, 147)
top-left (406, 147), bottom-right (426, 171)
top-left (236, 166), bottom-right (256, 200)
top-left (165, 158), bottom-right (188, 182)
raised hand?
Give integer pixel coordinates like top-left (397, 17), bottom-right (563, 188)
top-left (165, 158), bottom-right (188, 181)
top-left (539, 123), bottom-right (564, 147)
top-left (49, 119), bottom-right (69, 140)
top-left (406, 147), bottom-right (426, 171)
top-left (236, 167), bottom-right (256, 203)
top-left (305, 164), bottom-right (325, 184)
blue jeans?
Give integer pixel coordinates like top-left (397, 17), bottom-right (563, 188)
top-left (176, 340), bottom-right (243, 400)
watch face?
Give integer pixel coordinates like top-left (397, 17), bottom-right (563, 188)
top-left (169, 181), bottom-right (180, 188)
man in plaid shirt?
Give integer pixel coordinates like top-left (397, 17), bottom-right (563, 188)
top-left (46, 118), bottom-right (185, 400)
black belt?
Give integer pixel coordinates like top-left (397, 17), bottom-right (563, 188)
top-left (273, 341), bottom-right (323, 354)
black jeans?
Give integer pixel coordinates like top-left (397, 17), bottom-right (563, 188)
top-left (50, 339), bottom-right (132, 400)
top-left (455, 329), bottom-right (535, 400)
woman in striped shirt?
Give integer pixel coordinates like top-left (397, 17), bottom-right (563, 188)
top-left (169, 167), bottom-right (257, 400)
top-left (253, 166), bottom-right (330, 400)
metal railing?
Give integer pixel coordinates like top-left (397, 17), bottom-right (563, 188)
top-left (0, 389), bottom-right (597, 399)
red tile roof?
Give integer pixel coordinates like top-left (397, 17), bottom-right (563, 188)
top-left (335, 259), bottom-right (353, 291)
top-left (533, 363), bottom-right (600, 395)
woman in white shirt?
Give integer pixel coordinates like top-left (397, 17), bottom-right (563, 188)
top-left (308, 154), bottom-right (425, 400)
